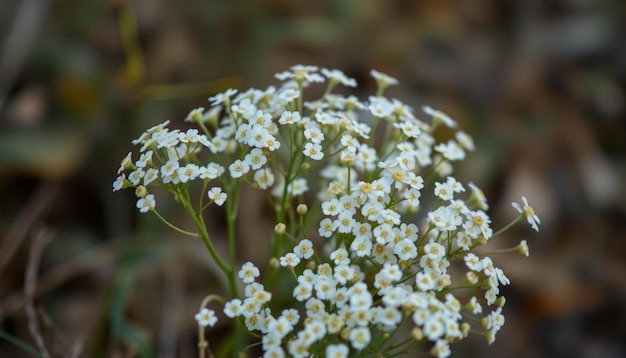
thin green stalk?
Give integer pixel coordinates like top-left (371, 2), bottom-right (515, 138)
top-left (152, 209), bottom-right (199, 237)
top-left (180, 196), bottom-right (231, 277)
top-left (224, 180), bottom-right (244, 358)
top-left (491, 215), bottom-right (523, 238)
top-left (225, 181), bottom-right (242, 298)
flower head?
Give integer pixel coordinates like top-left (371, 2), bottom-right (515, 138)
top-left (195, 308), bottom-right (218, 327)
top-left (512, 196), bottom-right (541, 231)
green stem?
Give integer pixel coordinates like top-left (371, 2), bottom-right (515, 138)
top-left (225, 181), bottom-right (241, 298)
top-left (224, 180), bottom-right (243, 358)
top-left (152, 209), bottom-right (199, 237)
top-left (491, 215), bottom-right (523, 238)
top-left (179, 192), bottom-right (232, 279)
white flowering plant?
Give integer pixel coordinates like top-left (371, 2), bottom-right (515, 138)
top-left (113, 65), bottom-right (539, 358)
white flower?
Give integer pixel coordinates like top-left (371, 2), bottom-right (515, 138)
top-left (136, 194), bottom-right (155, 213)
top-left (322, 68), bottom-right (357, 87)
top-left (348, 326), bottom-right (371, 350)
top-left (415, 272), bottom-right (436, 291)
top-left (382, 287), bottom-right (407, 308)
top-left (161, 159), bottom-right (179, 177)
top-left (279, 88), bottom-right (300, 102)
top-left (330, 248), bottom-right (350, 266)
top-left (229, 159), bottom-right (250, 179)
top-left (113, 174), bottom-right (126, 192)
top-left (378, 306), bottom-right (402, 327)
top-left (435, 140), bottom-right (465, 161)
top-left (128, 168), bottom-right (145, 186)
top-left (423, 316), bottom-right (445, 340)
top-left (268, 316), bottom-right (293, 339)
top-left (423, 105), bottom-right (457, 128)
top-left (468, 182), bottom-right (489, 210)
top-left (434, 181), bottom-right (454, 201)
top-left (143, 168), bottom-right (159, 186)
top-left (250, 110), bottom-right (273, 128)
top-left (318, 218), bottom-right (334, 238)
top-left (432, 339), bottom-right (451, 358)
top-left (199, 162), bottom-right (225, 180)
top-left (303, 142), bottom-right (324, 160)
top-left (370, 69), bottom-right (399, 87)
top-left (177, 164), bottom-right (199, 183)
top-left (244, 148), bottom-right (267, 170)
top-left (280, 253), bottom-right (301, 267)
top-left (455, 131), bottom-right (475, 151)
top-left (304, 126), bottom-right (324, 144)
top-left (224, 299), bottom-right (243, 318)
top-left (135, 150), bottom-right (153, 168)
top-left (293, 282), bottom-right (313, 301)
top-left (279, 111), bottom-right (301, 125)
top-left (350, 236), bottom-right (372, 257)
top-left (208, 187), bottom-right (227, 206)
top-left (394, 239), bottom-right (417, 260)
top-left (288, 178), bottom-right (308, 196)
top-left (512, 196), bottom-right (540, 231)
top-left (195, 308), bottom-right (218, 327)
top-left (247, 125), bottom-right (271, 148)
top-left (335, 212), bottom-right (355, 234)
top-left (294, 239), bottom-right (314, 259)
top-left (254, 168), bottom-right (275, 189)
top-left (209, 88), bottom-right (237, 106)
top-left (464, 253), bottom-right (483, 271)
top-left (314, 276), bottom-right (337, 300)
top-left (275, 64), bottom-right (324, 83)
top-left (321, 198), bottom-right (340, 216)
top-left (238, 262), bottom-right (260, 284)
top-left (118, 152), bottom-right (133, 174)
top-left (326, 343), bottom-right (349, 358)
top-left (368, 97), bottom-right (393, 118)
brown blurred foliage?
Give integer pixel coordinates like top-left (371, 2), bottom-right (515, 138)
top-left (0, 0), bottom-right (625, 357)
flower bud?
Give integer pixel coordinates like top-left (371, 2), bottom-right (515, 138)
top-left (340, 327), bottom-right (350, 340)
top-left (135, 185), bottom-right (147, 198)
top-left (485, 329), bottom-right (496, 345)
top-left (495, 296), bottom-right (506, 307)
top-left (466, 272), bottom-right (479, 285)
top-left (461, 322), bottom-right (471, 337)
top-left (269, 257), bottom-right (280, 268)
top-left (296, 204), bottom-right (308, 215)
top-left (274, 223), bottom-right (286, 234)
top-left (411, 327), bottom-right (423, 340)
top-left (516, 240), bottom-right (530, 257)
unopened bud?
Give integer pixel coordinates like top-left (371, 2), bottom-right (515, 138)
top-left (296, 204), bottom-right (308, 215)
top-left (461, 322), bottom-right (471, 337)
top-left (135, 185), bottom-right (147, 198)
top-left (340, 327), bottom-right (350, 340)
top-left (269, 257), bottom-right (280, 268)
top-left (516, 240), bottom-right (530, 257)
top-left (466, 272), bottom-right (479, 285)
top-left (495, 296), bottom-right (506, 307)
top-left (411, 327), bottom-right (423, 340)
top-left (274, 223), bottom-right (286, 234)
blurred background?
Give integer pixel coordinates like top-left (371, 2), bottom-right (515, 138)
top-left (0, 0), bottom-right (625, 357)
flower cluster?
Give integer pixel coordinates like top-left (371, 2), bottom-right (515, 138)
top-left (114, 65), bottom-right (539, 357)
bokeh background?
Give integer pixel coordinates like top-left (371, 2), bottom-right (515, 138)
top-left (1, 0), bottom-right (625, 357)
